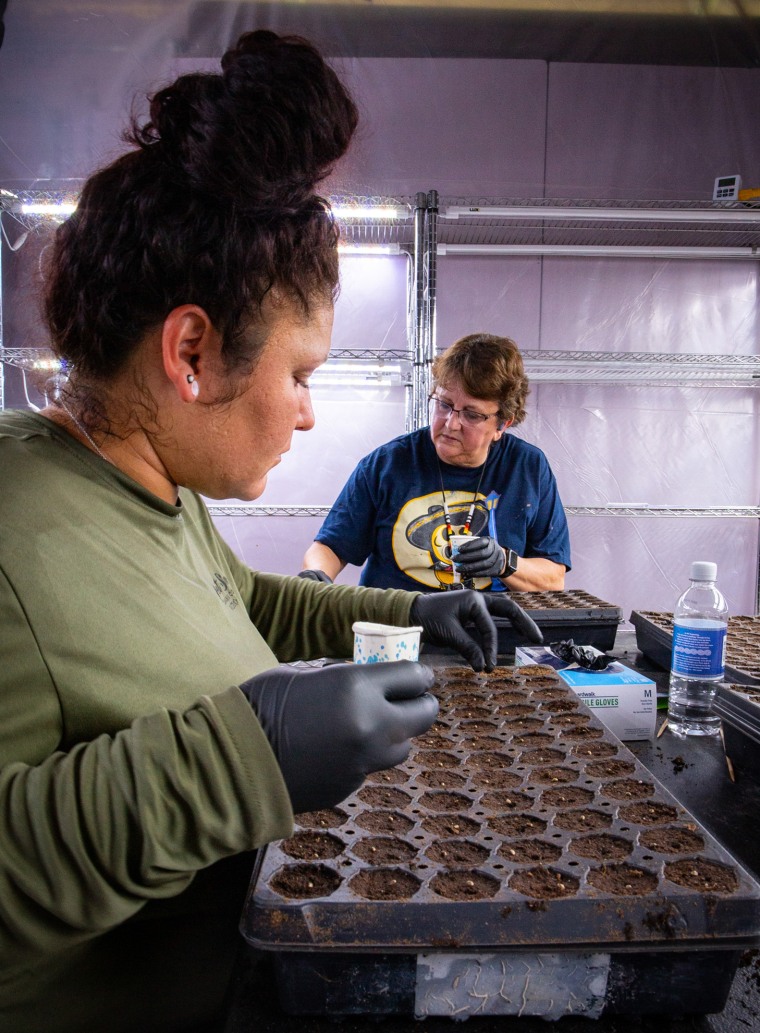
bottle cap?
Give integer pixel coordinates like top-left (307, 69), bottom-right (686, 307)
top-left (690, 561), bottom-right (717, 581)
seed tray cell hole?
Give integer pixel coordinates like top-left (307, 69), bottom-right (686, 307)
top-left (466, 749), bottom-right (513, 768)
top-left (665, 859), bottom-right (739, 893)
top-left (574, 741), bottom-right (619, 758)
top-left (281, 832), bottom-right (345, 861)
top-left (600, 778), bottom-right (656, 801)
top-left (586, 759), bottom-right (636, 778)
top-left (639, 826), bottom-right (705, 855)
top-left (510, 866), bottom-right (580, 899)
top-left (587, 863), bottom-right (659, 896)
top-left (365, 768), bottom-right (409, 786)
top-left (569, 833), bottom-right (634, 861)
top-left (499, 839), bottom-right (563, 864)
top-left (417, 769), bottom-right (468, 789)
top-left (541, 785), bottom-right (595, 808)
top-left (521, 747), bottom-right (566, 765)
top-left (351, 837), bottom-right (417, 864)
top-left (430, 869), bottom-right (500, 900)
top-left (469, 769), bottom-right (523, 790)
top-left (350, 868), bottom-right (421, 901)
top-left (425, 839), bottom-right (489, 866)
top-left (356, 786), bottom-right (412, 808)
top-left (553, 807), bottom-right (613, 831)
top-left (529, 765), bottom-right (579, 785)
top-left (354, 810), bottom-right (414, 835)
top-left (269, 863), bottom-right (340, 899)
top-left (295, 807), bottom-right (347, 829)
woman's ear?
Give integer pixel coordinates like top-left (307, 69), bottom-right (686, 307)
top-left (161, 305), bottom-right (219, 402)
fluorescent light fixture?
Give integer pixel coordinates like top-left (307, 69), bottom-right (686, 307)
top-left (20, 201), bottom-right (77, 217)
top-left (32, 357), bottom-right (63, 372)
top-left (312, 362), bottom-right (403, 379)
top-left (332, 204), bottom-right (407, 220)
top-left (311, 375), bottom-right (402, 386)
top-left (309, 359), bottom-right (406, 387)
top-left (443, 205), bottom-right (760, 224)
top-left (437, 243), bottom-right (760, 260)
top-left (338, 242), bottom-right (402, 256)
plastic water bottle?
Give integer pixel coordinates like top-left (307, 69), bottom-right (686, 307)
top-left (667, 561), bottom-right (728, 737)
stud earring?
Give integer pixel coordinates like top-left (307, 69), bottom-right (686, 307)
top-left (187, 374), bottom-right (199, 398)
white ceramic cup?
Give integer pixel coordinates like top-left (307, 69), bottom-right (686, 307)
top-left (448, 534), bottom-right (472, 584)
top-left (352, 621), bottom-right (424, 664)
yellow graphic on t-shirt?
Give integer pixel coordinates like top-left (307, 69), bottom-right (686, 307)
top-left (392, 490), bottom-right (491, 590)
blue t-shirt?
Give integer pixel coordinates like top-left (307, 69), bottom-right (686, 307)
top-left (316, 428), bottom-right (571, 591)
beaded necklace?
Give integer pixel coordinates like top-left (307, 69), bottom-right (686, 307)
top-left (437, 455), bottom-right (488, 537)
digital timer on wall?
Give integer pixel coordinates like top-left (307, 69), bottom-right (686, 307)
top-left (713, 174), bottom-right (742, 201)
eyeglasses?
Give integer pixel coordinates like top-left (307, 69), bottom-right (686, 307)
top-left (429, 395), bottom-right (501, 428)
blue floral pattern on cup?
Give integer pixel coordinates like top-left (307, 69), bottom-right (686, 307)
top-left (352, 622), bottom-right (423, 664)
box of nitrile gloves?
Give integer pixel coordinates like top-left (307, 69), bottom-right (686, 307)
top-left (515, 645), bottom-right (657, 741)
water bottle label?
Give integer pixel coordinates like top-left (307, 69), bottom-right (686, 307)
top-left (671, 621), bottom-right (726, 678)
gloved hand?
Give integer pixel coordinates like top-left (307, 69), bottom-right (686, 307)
top-left (454, 535), bottom-right (508, 579)
top-left (240, 661), bottom-right (438, 813)
top-left (410, 590), bottom-right (543, 672)
top-left (298, 569), bottom-right (334, 584)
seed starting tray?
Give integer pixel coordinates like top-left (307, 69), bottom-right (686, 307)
top-left (631, 609), bottom-right (760, 686)
top-left (505, 589), bottom-right (622, 652)
top-left (423, 589), bottom-right (622, 657)
top-left (241, 663), bottom-right (760, 1019)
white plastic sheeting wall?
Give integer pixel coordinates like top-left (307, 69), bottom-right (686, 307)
top-left (252, 56), bottom-right (760, 620)
top-left (2, 17), bottom-right (759, 620)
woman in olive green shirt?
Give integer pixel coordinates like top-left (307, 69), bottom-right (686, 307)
top-left (0, 29), bottom-right (539, 1033)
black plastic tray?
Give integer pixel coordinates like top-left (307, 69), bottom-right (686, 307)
top-left (423, 589), bottom-right (622, 658)
top-left (269, 947), bottom-right (744, 1019)
top-left (503, 589), bottom-right (622, 652)
top-left (631, 610), bottom-right (760, 686)
top-left (241, 664), bottom-right (760, 1017)
top-left (714, 682), bottom-right (760, 781)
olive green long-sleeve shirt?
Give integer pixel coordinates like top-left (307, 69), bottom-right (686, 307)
top-left (0, 411), bottom-right (416, 1033)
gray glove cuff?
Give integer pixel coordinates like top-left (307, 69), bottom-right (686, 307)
top-left (298, 569), bottom-right (334, 584)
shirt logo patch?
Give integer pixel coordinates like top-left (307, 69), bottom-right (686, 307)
top-left (393, 491), bottom-right (493, 590)
top-left (212, 572), bottom-right (238, 609)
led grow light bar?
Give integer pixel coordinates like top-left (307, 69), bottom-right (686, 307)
top-left (310, 360), bottom-right (405, 386)
top-left (338, 242), bottom-right (402, 255)
top-left (332, 204), bottom-right (407, 220)
top-left (20, 201), bottom-right (77, 217)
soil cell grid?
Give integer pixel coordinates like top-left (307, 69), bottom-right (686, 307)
top-left (242, 664), bottom-right (760, 953)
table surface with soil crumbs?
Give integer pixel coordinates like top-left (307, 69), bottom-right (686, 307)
top-left (223, 625), bottom-right (760, 1033)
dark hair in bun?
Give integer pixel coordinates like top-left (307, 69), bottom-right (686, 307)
top-left (44, 30), bottom-right (358, 380)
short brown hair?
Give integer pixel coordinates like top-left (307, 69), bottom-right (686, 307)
top-left (431, 333), bottom-right (529, 426)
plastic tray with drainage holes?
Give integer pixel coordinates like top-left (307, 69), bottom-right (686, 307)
top-left (631, 609), bottom-right (760, 686)
top-left (240, 664), bottom-right (760, 1019)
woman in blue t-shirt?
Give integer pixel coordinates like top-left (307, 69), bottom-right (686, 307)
top-left (302, 333), bottom-right (571, 593)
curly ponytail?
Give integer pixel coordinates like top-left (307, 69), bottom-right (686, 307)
top-left (44, 30), bottom-right (358, 380)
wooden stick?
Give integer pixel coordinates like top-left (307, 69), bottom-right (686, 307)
top-left (719, 724), bottom-right (736, 783)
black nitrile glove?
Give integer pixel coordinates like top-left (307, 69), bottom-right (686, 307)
top-left (455, 535), bottom-right (507, 579)
top-left (240, 661), bottom-right (438, 813)
top-left (410, 589), bottom-right (543, 672)
top-left (297, 569), bottom-right (334, 584)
